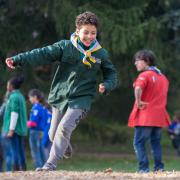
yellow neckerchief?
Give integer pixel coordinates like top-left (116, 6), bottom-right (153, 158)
top-left (70, 32), bottom-right (102, 68)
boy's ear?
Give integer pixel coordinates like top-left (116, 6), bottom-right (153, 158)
top-left (76, 29), bottom-right (79, 35)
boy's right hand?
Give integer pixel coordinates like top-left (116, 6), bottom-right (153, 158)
top-left (6, 58), bottom-right (16, 69)
top-left (99, 83), bottom-right (105, 94)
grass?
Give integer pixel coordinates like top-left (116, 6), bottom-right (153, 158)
top-left (57, 153), bottom-right (137, 172)
top-left (55, 152), bottom-right (180, 172)
top-left (26, 127), bottom-right (180, 172)
top-left (26, 142), bottom-right (180, 172)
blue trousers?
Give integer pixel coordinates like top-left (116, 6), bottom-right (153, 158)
top-left (133, 126), bottom-right (164, 172)
top-left (0, 136), bottom-right (3, 172)
top-left (10, 133), bottom-right (26, 171)
top-left (29, 129), bottom-right (45, 168)
top-left (2, 136), bottom-right (13, 171)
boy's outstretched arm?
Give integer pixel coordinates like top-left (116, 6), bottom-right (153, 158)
top-left (100, 50), bottom-right (118, 94)
top-left (5, 41), bottom-right (65, 68)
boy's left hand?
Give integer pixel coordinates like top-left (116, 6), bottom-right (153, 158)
top-left (99, 83), bottom-right (105, 93)
top-left (7, 130), bottom-right (14, 138)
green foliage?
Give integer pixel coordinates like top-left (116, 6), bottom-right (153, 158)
top-left (0, 0), bottom-right (180, 122)
top-left (75, 118), bottom-right (134, 144)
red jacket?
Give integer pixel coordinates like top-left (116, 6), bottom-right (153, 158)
top-left (128, 70), bottom-right (171, 127)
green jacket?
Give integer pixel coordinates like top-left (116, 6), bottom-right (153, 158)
top-left (2, 90), bottom-right (27, 136)
top-left (12, 40), bottom-right (118, 113)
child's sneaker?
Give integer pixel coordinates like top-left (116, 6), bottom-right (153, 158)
top-left (154, 169), bottom-right (165, 173)
top-left (63, 143), bottom-right (73, 159)
top-left (35, 163), bottom-right (56, 171)
top-left (138, 169), bottom-right (149, 173)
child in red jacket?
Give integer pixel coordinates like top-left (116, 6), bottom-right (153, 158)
top-left (128, 49), bottom-right (170, 173)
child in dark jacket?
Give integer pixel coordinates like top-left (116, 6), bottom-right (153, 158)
top-left (6, 11), bottom-right (117, 171)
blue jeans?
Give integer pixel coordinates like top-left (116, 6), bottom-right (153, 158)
top-left (29, 129), bottom-right (45, 168)
top-left (133, 126), bottom-right (164, 172)
top-left (0, 136), bottom-right (3, 172)
top-left (43, 142), bottom-right (52, 162)
top-left (2, 136), bottom-right (13, 171)
top-left (10, 133), bottom-right (26, 171)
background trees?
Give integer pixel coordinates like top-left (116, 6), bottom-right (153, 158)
top-left (0, 0), bottom-right (180, 125)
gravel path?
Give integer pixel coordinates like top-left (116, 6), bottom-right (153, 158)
top-left (0, 170), bottom-right (180, 180)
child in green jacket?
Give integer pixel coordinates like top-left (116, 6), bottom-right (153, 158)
top-left (6, 11), bottom-right (117, 171)
top-left (2, 76), bottom-right (27, 171)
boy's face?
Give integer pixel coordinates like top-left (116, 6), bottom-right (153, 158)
top-left (134, 59), bottom-right (149, 72)
top-left (76, 24), bottom-right (97, 47)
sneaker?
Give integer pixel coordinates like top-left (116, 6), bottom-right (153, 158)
top-left (154, 169), bottom-right (165, 173)
top-left (138, 169), bottom-right (149, 173)
top-left (35, 163), bottom-right (56, 171)
top-left (35, 167), bottom-right (43, 171)
top-left (63, 143), bottom-right (73, 159)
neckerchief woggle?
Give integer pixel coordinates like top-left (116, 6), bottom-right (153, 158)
top-left (147, 66), bottom-right (162, 75)
top-left (70, 32), bottom-right (102, 68)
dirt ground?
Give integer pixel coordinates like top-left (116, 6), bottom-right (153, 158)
top-left (0, 170), bottom-right (180, 180)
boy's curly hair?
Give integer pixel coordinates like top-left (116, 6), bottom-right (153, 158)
top-left (75, 11), bottom-right (99, 29)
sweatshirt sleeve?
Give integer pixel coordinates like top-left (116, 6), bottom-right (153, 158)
top-left (11, 41), bottom-right (65, 67)
top-left (133, 73), bottom-right (148, 90)
top-left (9, 112), bottom-right (19, 130)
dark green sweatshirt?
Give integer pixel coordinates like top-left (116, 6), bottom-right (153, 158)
top-left (12, 40), bottom-right (118, 113)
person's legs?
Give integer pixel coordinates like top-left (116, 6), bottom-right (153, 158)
top-left (10, 133), bottom-right (20, 171)
top-left (176, 135), bottom-right (180, 156)
top-left (29, 130), bottom-right (44, 168)
top-left (40, 138), bottom-right (47, 165)
top-left (173, 135), bottom-right (180, 156)
top-left (0, 136), bottom-right (4, 172)
top-left (171, 136), bottom-right (179, 150)
top-left (43, 142), bottom-right (52, 162)
top-left (2, 136), bottom-right (13, 171)
top-left (133, 126), bottom-right (152, 172)
top-left (48, 107), bottom-right (62, 142)
top-left (18, 136), bottom-right (26, 171)
top-left (48, 107), bottom-right (73, 159)
top-left (39, 107), bottom-right (87, 170)
top-left (63, 143), bottom-right (73, 159)
top-left (150, 127), bottom-right (164, 171)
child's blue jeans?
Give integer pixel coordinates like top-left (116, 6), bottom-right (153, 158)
top-left (0, 136), bottom-right (3, 172)
top-left (10, 133), bottom-right (26, 171)
top-left (133, 126), bottom-right (164, 172)
top-left (29, 129), bottom-right (45, 168)
top-left (2, 136), bottom-right (13, 171)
